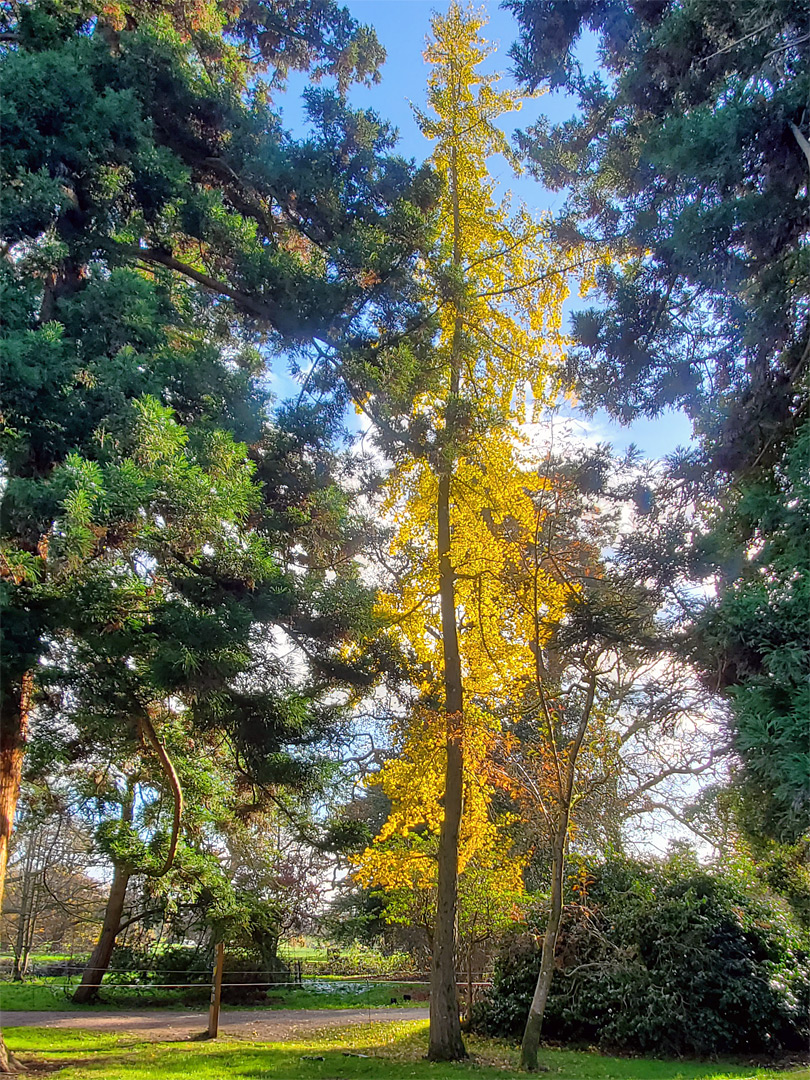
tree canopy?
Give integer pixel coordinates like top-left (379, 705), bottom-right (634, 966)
top-left (1, 2), bottom-right (808, 1074)
top-left (506, 0), bottom-right (810, 846)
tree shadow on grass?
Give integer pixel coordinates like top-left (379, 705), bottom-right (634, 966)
top-left (5, 1023), bottom-right (808, 1080)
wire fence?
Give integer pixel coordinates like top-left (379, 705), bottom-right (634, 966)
top-left (0, 956), bottom-right (493, 1011)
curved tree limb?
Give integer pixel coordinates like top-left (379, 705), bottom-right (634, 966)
top-left (137, 713), bottom-right (184, 878)
top-left (789, 121), bottom-right (810, 175)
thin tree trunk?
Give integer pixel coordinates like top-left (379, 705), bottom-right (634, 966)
top-left (520, 673), bottom-right (596, 1071)
top-left (428, 465), bottom-right (467, 1061)
top-left (16, 948), bottom-right (29, 983)
top-left (520, 826), bottom-right (567, 1071)
top-left (138, 712), bottom-right (183, 877)
top-left (72, 862), bottom-right (131, 1004)
top-left (12, 885), bottom-right (30, 982)
top-left (19, 885), bottom-right (39, 982)
top-left (12, 834), bottom-right (37, 982)
top-left (0, 674), bottom-right (33, 1072)
top-left (428, 126), bottom-right (468, 1062)
top-left (466, 947), bottom-right (474, 1026)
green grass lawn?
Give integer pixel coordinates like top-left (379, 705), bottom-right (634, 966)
top-left (0, 976), bottom-right (425, 1011)
top-left (0, 953), bottom-right (79, 965)
top-left (0, 977), bottom-right (207, 1011)
top-left (278, 945), bottom-right (329, 960)
top-left (0, 977), bottom-right (81, 1010)
top-left (4, 1023), bottom-right (808, 1080)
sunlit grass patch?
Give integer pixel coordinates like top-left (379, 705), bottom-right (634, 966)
top-left (5, 1024), bottom-right (808, 1080)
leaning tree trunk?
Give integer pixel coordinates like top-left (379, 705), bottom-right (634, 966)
top-left (72, 711), bottom-right (182, 1004)
top-left (520, 824), bottom-right (568, 1071)
top-left (72, 863), bottom-right (131, 1004)
top-left (0, 674), bottom-right (34, 1073)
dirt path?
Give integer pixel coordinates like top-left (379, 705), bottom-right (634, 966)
top-left (0, 1006), bottom-right (429, 1041)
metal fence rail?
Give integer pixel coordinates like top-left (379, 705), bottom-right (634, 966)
top-left (0, 955), bottom-right (493, 1026)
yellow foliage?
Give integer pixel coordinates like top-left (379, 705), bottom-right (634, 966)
top-left (379, 431), bottom-right (570, 702)
top-left (354, 701), bottom-right (529, 933)
top-left (356, 4), bottom-right (603, 912)
top-left (354, 702), bottom-right (510, 893)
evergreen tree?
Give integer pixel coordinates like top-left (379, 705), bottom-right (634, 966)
top-left (696, 421), bottom-right (810, 841)
top-left (0, 2), bottom-right (429, 1061)
top-left (506, 0), bottom-right (810, 845)
top-left (0, 0), bottom-right (426, 895)
top-left (506, 0), bottom-right (808, 460)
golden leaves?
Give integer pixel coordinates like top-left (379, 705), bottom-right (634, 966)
top-left (356, 3), bottom-right (606, 916)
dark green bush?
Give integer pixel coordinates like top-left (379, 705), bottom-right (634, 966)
top-left (474, 854), bottom-right (810, 1057)
top-left (108, 944), bottom-right (211, 984)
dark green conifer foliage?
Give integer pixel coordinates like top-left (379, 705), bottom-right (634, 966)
top-left (507, 0), bottom-right (810, 845)
top-left (1, 0), bottom-right (428, 1037)
top-left (696, 421), bottom-right (810, 841)
top-left (507, 0), bottom-right (808, 467)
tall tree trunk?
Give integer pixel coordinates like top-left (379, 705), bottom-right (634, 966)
top-left (429, 466), bottom-right (467, 1061)
top-left (520, 824), bottom-right (568, 1071)
top-left (428, 133), bottom-right (467, 1061)
top-left (0, 678), bottom-right (31, 911)
top-left (520, 672), bottom-right (594, 1071)
top-left (466, 945), bottom-right (474, 1027)
top-left (0, 674), bottom-right (33, 1073)
top-left (72, 862), bottom-right (130, 1004)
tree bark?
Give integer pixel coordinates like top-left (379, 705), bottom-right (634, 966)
top-left (72, 862), bottom-right (130, 1004)
top-left (520, 826), bottom-right (567, 1071)
top-left (428, 465), bottom-right (467, 1061)
top-left (138, 712), bottom-right (183, 878)
top-left (0, 677), bottom-right (31, 914)
top-left (71, 716), bottom-right (181, 1005)
top-left (520, 673), bottom-right (596, 1071)
top-left (0, 674), bottom-right (33, 1072)
top-left (12, 840), bottom-right (33, 981)
top-left (428, 131), bottom-right (467, 1061)
top-left (466, 946), bottom-right (474, 1027)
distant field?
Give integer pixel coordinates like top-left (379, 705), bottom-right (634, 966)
top-left (0, 954), bottom-right (83, 967)
top-left (0, 975), bottom-right (426, 1012)
top-left (278, 945), bottom-right (328, 960)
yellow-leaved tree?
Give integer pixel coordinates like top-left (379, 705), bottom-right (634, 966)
top-left (355, 705), bottom-right (529, 1021)
top-left (353, 3), bottom-right (600, 1061)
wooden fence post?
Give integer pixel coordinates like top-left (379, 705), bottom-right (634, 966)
top-left (207, 941), bottom-right (224, 1038)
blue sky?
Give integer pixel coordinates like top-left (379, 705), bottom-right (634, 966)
top-left (278, 1), bottom-right (693, 461)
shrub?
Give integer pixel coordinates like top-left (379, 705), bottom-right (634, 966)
top-left (298, 942), bottom-right (416, 977)
top-left (474, 853), bottom-right (810, 1057)
top-left (107, 944), bottom-right (211, 984)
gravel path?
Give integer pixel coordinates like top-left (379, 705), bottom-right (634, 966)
top-left (1, 1006), bottom-right (429, 1041)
